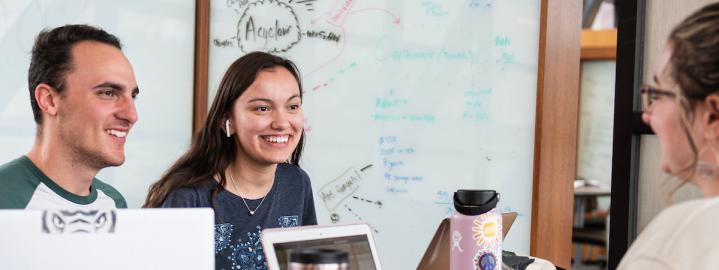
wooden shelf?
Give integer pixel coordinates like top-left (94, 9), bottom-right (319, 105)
top-left (581, 29), bottom-right (617, 60)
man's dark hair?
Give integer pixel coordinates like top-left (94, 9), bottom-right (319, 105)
top-left (28, 24), bottom-right (122, 124)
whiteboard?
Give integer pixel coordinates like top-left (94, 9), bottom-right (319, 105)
top-left (577, 61), bottom-right (616, 187)
top-left (209, 0), bottom-right (540, 268)
top-left (0, 0), bottom-right (195, 207)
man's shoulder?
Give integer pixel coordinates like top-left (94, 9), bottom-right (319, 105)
top-left (93, 179), bottom-right (128, 208)
top-left (0, 156), bottom-right (34, 178)
top-left (0, 156), bottom-right (43, 209)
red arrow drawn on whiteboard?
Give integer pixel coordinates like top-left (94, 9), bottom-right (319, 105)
top-left (305, 7), bottom-right (400, 77)
top-left (305, 26), bottom-right (347, 76)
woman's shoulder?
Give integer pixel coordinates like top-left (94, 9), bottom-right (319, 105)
top-left (655, 196), bottom-right (719, 223)
top-left (161, 181), bottom-right (217, 208)
top-left (277, 163), bottom-right (311, 182)
top-left (620, 197), bottom-right (719, 269)
top-left (644, 197), bottom-right (719, 238)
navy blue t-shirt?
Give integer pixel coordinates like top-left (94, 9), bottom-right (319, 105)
top-left (161, 163), bottom-right (317, 270)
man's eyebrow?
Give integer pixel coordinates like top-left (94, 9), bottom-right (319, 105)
top-left (93, 81), bottom-right (124, 90)
top-left (93, 82), bottom-right (139, 96)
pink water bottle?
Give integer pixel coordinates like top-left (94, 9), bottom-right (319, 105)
top-left (450, 190), bottom-right (502, 270)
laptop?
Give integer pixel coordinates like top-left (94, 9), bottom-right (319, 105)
top-left (417, 212), bottom-right (518, 270)
top-left (0, 208), bottom-right (215, 270)
top-left (261, 223), bottom-right (383, 270)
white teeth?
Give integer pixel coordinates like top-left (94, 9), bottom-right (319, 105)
top-left (265, 136), bottom-right (288, 143)
top-left (106, 129), bottom-right (128, 138)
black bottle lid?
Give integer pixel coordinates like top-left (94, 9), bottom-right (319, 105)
top-left (453, 189), bottom-right (500, 216)
top-left (290, 249), bottom-right (349, 265)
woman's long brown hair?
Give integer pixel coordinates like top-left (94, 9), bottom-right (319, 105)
top-left (143, 52), bottom-right (305, 208)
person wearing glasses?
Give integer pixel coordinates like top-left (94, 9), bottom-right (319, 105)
top-left (618, 3), bottom-right (719, 269)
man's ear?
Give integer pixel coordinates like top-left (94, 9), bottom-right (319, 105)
top-left (34, 83), bottom-right (60, 117)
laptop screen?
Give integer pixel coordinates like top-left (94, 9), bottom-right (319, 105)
top-left (272, 234), bottom-right (378, 270)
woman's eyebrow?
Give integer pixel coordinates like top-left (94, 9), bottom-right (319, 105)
top-left (247, 95), bottom-right (301, 103)
top-left (287, 94), bottom-right (301, 101)
top-left (247, 98), bottom-right (272, 103)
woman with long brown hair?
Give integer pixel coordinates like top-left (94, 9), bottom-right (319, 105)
top-left (618, 3), bottom-right (719, 269)
top-left (144, 52), bottom-right (316, 269)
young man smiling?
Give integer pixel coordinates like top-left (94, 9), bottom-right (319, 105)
top-left (0, 25), bottom-right (138, 209)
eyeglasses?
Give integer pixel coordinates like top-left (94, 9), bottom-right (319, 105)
top-left (640, 85), bottom-right (677, 111)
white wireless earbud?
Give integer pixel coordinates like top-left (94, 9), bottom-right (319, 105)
top-left (225, 120), bottom-right (231, 138)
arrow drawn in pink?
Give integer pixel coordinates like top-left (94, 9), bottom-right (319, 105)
top-left (305, 6), bottom-right (400, 77)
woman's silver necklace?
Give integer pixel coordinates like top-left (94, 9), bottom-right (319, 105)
top-left (228, 172), bottom-right (269, 216)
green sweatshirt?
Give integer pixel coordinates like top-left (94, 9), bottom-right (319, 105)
top-left (0, 156), bottom-right (126, 209)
